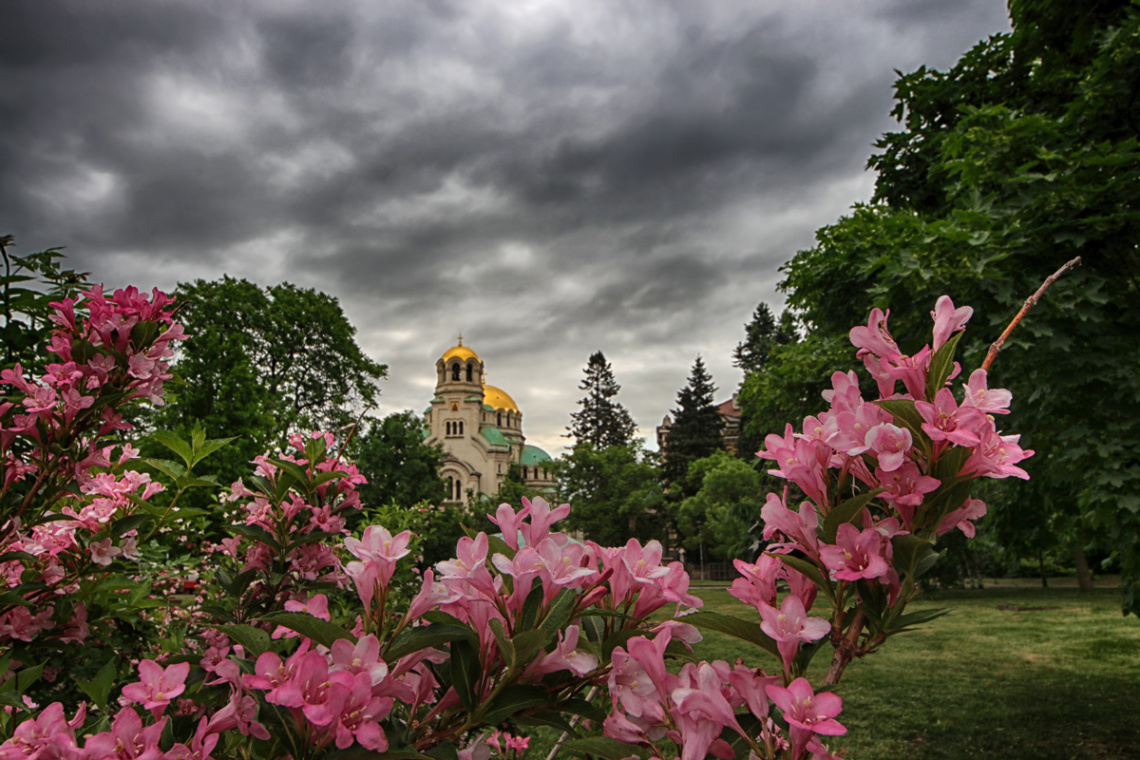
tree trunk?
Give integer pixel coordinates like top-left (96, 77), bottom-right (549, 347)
top-left (1037, 549), bottom-right (1048, 588)
top-left (1073, 543), bottom-right (1095, 593)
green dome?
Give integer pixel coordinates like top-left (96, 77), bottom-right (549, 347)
top-left (520, 445), bottom-right (552, 466)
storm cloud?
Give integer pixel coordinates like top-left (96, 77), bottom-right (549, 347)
top-left (0, 0), bottom-right (1011, 455)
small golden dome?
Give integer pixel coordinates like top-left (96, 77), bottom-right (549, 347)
top-left (442, 336), bottom-right (480, 363)
top-left (483, 384), bottom-right (519, 413)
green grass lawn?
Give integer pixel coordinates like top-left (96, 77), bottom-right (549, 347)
top-left (686, 585), bottom-right (1140, 760)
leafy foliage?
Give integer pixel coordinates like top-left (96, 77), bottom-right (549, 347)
top-left (350, 411), bottom-right (447, 511)
top-left (741, 1), bottom-right (1140, 614)
top-left (153, 276), bottom-right (387, 495)
top-left (676, 451), bottom-right (765, 560)
top-left (553, 441), bottom-right (665, 546)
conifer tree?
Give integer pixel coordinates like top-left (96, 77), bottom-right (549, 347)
top-left (567, 351), bottom-right (637, 448)
top-left (662, 356), bottom-right (723, 487)
top-left (733, 303), bottom-right (798, 373)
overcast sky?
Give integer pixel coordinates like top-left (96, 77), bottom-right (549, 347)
top-left (1, 0), bottom-right (1011, 456)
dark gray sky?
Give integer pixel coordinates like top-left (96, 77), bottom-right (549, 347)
top-left (1, 0), bottom-right (1011, 455)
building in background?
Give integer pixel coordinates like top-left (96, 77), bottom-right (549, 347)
top-left (424, 339), bottom-right (555, 505)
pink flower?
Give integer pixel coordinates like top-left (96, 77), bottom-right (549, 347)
top-left (766, 678), bottom-right (845, 759)
top-left (864, 423), bottom-right (912, 472)
top-left (120, 659), bottom-right (190, 718)
top-left (820, 523), bottom-right (891, 582)
top-left (849, 308), bottom-right (901, 363)
top-left (930, 295), bottom-right (973, 351)
top-left (960, 368), bottom-right (1012, 414)
top-left (758, 594), bottom-right (831, 675)
top-left (937, 497), bottom-right (987, 538)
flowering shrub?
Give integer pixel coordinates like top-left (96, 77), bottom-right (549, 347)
top-left (0, 287), bottom-right (1029, 760)
top-left (597, 296), bottom-right (1031, 759)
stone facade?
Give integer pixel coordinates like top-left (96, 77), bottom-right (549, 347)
top-left (423, 340), bottom-right (555, 505)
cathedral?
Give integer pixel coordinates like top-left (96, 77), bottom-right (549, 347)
top-left (423, 339), bottom-right (556, 505)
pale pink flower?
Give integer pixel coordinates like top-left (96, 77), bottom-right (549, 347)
top-left (930, 295), bottom-right (973, 351)
top-left (820, 523), bottom-right (891, 582)
top-left (757, 595), bottom-right (831, 675)
top-left (960, 368), bottom-right (1012, 414)
top-left (120, 659), bottom-right (190, 718)
top-left (864, 423), bottom-right (912, 472)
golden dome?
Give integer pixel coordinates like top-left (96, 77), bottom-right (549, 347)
top-left (442, 337), bottom-right (480, 363)
top-left (483, 384), bottom-right (519, 413)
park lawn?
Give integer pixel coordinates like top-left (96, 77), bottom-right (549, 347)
top-left (685, 585), bottom-right (1140, 760)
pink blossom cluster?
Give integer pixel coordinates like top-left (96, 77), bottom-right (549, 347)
top-left (0, 658), bottom-right (230, 759)
top-left (388, 498), bottom-right (702, 699)
top-left (217, 431), bottom-right (367, 589)
top-left (755, 298), bottom-right (1030, 589)
top-left (0, 286), bottom-right (185, 649)
top-left (603, 626), bottom-right (844, 760)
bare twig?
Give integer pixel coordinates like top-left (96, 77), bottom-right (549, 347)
top-left (982, 256), bottom-right (1082, 372)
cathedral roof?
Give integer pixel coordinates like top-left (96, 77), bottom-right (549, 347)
top-left (483, 384), bottom-right (519, 412)
top-left (442, 338), bottom-right (479, 363)
top-left (520, 445), bottom-right (551, 465)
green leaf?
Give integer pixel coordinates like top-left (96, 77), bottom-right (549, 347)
top-left (110, 514), bottom-right (151, 538)
top-left (874, 398), bottom-right (928, 444)
top-left (449, 638), bottom-right (481, 714)
top-left (425, 742), bottom-right (458, 760)
top-left (926, 330), bottom-right (965, 400)
top-left (891, 534), bottom-right (937, 580)
top-left (0, 551), bottom-right (36, 564)
top-left (150, 431), bottom-right (195, 468)
top-left (385, 623), bottom-right (476, 661)
top-left (142, 458), bottom-right (186, 481)
top-left (510, 629), bottom-right (548, 665)
top-left (558, 697), bottom-right (607, 722)
top-left (217, 624), bottom-right (272, 658)
top-left (76, 659), bottom-right (117, 712)
top-left (16, 661), bottom-right (44, 692)
top-left (560, 737), bottom-right (650, 760)
top-left (229, 523), bottom-right (276, 547)
top-left (481, 684), bottom-right (551, 724)
top-left (260, 613), bottom-right (355, 648)
top-left (516, 711), bottom-right (579, 734)
top-left (773, 553), bottom-right (835, 603)
top-left (539, 588), bottom-right (579, 639)
top-left (517, 579), bottom-right (544, 631)
top-left (489, 618), bottom-right (516, 670)
top-left (822, 490), bottom-right (881, 543)
top-left (190, 436), bottom-right (236, 468)
top-left (684, 611), bottom-right (781, 661)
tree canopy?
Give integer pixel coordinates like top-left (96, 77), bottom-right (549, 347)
top-left (741, 0), bottom-right (1140, 612)
top-left (567, 350), bottom-right (637, 448)
top-left (554, 441), bottom-right (664, 547)
top-left (154, 276), bottom-right (387, 490)
top-left (349, 411), bottom-right (447, 511)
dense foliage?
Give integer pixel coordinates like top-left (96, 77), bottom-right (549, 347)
top-left (740, 0), bottom-right (1140, 613)
top-left (153, 276), bottom-right (387, 494)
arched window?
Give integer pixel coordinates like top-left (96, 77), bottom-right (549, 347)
top-left (457, 421), bottom-right (464, 435)
top-left (497, 412), bottom-right (502, 426)
top-left (466, 364), bottom-right (473, 382)
top-left (452, 363), bottom-right (461, 381)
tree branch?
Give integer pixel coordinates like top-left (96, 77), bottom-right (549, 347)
top-left (981, 256), bottom-right (1082, 372)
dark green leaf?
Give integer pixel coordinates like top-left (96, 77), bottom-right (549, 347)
top-left (385, 623), bottom-right (476, 661)
top-left (481, 684), bottom-right (551, 724)
top-left (217, 624), bottom-right (272, 658)
top-left (260, 613), bottom-right (355, 648)
top-left (822, 490), bottom-right (881, 543)
top-left (684, 611), bottom-right (781, 661)
top-left (560, 737), bottom-right (650, 760)
top-left (76, 659), bottom-right (117, 712)
top-left (150, 432), bottom-right (195, 468)
top-left (449, 638), bottom-right (481, 715)
top-left (926, 330), bottom-right (965, 400)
